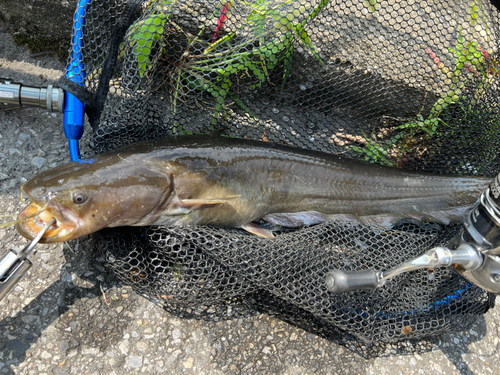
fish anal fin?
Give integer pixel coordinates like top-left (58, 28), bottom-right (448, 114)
top-left (242, 222), bottom-right (275, 238)
top-left (356, 214), bottom-right (408, 229)
top-left (321, 213), bottom-right (427, 229)
top-left (263, 211), bottom-right (328, 228)
top-left (356, 209), bottom-right (465, 229)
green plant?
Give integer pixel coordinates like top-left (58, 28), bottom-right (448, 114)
top-left (354, 1), bottom-right (498, 167)
top-left (127, 0), bottom-right (172, 78)
top-left (178, 0), bottom-right (327, 123)
top-left (352, 132), bottom-right (395, 167)
top-left (352, 116), bottom-right (442, 167)
top-left (123, 0), bottom-right (328, 129)
top-left (364, 0), bottom-right (379, 13)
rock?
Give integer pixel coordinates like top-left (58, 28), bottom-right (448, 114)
top-left (118, 340), bottom-right (129, 355)
top-left (0, 172), bottom-right (8, 180)
top-left (172, 328), bottom-right (181, 340)
top-left (2, 179), bottom-right (16, 190)
top-left (242, 321), bottom-right (253, 330)
top-left (31, 156), bottom-right (46, 168)
top-left (82, 347), bottom-right (100, 355)
top-left (19, 133), bottom-right (31, 141)
top-left (183, 357), bottom-right (194, 369)
top-left (7, 339), bottom-right (29, 358)
top-left (60, 340), bottom-right (70, 354)
top-left (126, 355), bottom-right (143, 368)
top-left (21, 315), bottom-right (41, 326)
top-left (9, 148), bottom-right (21, 156)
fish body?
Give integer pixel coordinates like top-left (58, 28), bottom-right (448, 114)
top-left (17, 136), bottom-right (491, 242)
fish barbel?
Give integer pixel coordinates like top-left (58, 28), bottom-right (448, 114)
top-left (16, 136), bottom-right (491, 242)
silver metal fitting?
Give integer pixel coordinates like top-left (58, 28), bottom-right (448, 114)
top-left (0, 79), bottom-right (64, 113)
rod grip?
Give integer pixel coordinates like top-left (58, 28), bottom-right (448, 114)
top-left (326, 269), bottom-right (379, 293)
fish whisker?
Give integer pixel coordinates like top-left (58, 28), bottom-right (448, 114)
top-left (0, 202), bottom-right (49, 228)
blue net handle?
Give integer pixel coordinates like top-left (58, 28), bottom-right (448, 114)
top-left (64, 0), bottom-right (89, 161)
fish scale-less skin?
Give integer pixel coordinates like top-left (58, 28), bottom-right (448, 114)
top-left (18, 136), bottom-right (492, 242)
top-left (162, 142), bottom-right (485, 223)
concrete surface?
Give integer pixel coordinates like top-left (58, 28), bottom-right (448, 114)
top-left (1, 18), bottom-right (500, 375)
top-left (0, 0), bottom-right (75, 61)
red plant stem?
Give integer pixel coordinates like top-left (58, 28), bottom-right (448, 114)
top-left (212, 2), bottom-right (232, 43)
top-left (478, 45), bottom-right (490, 61)
top-left (425, 46), bottom-right (441, 65)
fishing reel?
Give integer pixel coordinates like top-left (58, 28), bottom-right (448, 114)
top-left (326, 175), bottom-right (500, 295)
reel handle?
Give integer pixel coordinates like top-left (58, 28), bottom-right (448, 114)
top-left (325, 269), bottom-right (380, 293)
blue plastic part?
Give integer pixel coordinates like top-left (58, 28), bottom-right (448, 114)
top-left (64, 0), bottom-right (90, 161)
top-left (352, 283), bottom-right (473, 320)
top-left (68, 138), bottom-right (81, 162)
top-left (64, 92), bottom-right (85, 161)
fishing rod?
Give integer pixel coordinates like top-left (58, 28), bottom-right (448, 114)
top-left (0, 80), bottom-right (65, 113)
top-left (0, 1), bottom-right (88, 301)
top-left (0, 219), bottom-right (56, 301)
top-left (0, 0), bottom-right (89, 162)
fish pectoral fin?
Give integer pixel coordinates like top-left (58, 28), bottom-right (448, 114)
top-left (242, 222), bottom-right (275, 238)
top-left (263, 211), bottom-right (328, 228)
top-left (178, 195), bottom-right (240, 210)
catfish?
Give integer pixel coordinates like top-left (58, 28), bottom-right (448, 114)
top-left (16, 136), bottom-right (490, 242)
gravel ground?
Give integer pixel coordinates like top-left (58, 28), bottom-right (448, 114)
top-left (1, 20), bottom-right (500, 375)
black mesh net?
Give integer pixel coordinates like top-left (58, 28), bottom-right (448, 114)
top-left (66, 0), bottom-right (499, 355)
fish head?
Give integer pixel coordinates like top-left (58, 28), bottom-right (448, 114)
top-left (17, 154), bottom-right (173, 243)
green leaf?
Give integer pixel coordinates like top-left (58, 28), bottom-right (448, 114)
top-left (137, 53), bottom-right (146, 63)
top-left (293, 23), bottom-right (324, 66)
top-left (153, 16), bottom-right (163, 25)
top-left (305, 0), bottom-right (328, 23)
top-left (282, 42), bottom-right (293, 90)
top-left (252, 13), bottom-right (267, 38)
top-left (129, 12), bottom-right (169, 78)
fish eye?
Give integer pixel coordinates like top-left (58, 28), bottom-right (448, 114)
top-left (73, 192), bottom-right (87, 204)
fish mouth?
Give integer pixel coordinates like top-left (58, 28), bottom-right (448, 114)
top-left (17, 202), bottom-right (80, 243)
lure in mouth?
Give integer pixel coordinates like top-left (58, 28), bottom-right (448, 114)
top-left (16, 202), bottom-right (78, 243)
